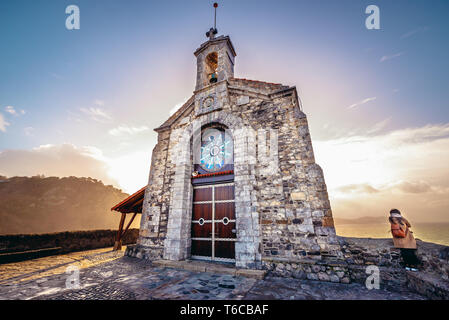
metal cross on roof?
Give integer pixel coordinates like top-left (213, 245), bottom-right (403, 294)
top-left (205, 3), bottom-right (219, 40)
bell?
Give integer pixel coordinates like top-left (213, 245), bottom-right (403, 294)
top-left (210, 72), bottom-right (218, 83)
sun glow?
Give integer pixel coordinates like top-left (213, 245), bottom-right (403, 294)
top-left (106, 151), bottom-right (151, 193)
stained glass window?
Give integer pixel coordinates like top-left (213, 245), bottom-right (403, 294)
top-left (200, 127), bottom-right (233, 172)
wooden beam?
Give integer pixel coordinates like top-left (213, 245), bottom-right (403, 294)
top-left (120, 198), bottom-right (144, 214)
top-left (113, 212), bottom-right (126, 251)
top-left (132, 198), bottom-right (144, 208)
top-left (121, 212), bottom-right (138, 239)
top-left (111, 186), bottom-right (146, 212)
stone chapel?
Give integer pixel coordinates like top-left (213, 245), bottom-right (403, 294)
top-left (126, 26), bottom-right (343, 272)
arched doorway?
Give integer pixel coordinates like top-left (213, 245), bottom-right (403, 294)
top-left (190, 125), bottom-right (236, 262)
top-left (163, 112), bottom-right (261, 268)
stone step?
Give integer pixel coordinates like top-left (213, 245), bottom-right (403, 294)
top-left (152, 259), bottom-right (266, 279)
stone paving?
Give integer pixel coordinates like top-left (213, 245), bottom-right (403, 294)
top-left (0, 247), bottom-right (124, 284)
top-left (0, 248), bottom-right (427, 300)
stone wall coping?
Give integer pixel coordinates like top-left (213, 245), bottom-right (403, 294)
top-left (261, 256), bottom-right (347, 267)
top-left (193, 79), bottom-right (228, 95)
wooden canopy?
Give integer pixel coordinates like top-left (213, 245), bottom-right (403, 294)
top-left (111, 186), bottom-right (145, 213)
top-left (111, 186), bottom-right (145, 251)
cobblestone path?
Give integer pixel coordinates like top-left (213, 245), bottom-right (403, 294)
top-left (0, 247), bottom-right (124, 285)
top-left (0, 250), bottom-right (426, 300)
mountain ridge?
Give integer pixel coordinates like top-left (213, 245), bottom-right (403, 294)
top-left (0, 175), bottom-right (140, 235)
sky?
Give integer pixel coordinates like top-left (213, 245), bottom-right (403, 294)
top-left (1, 0), bottom-right (449, 223)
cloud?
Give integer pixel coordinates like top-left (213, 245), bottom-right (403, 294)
top-left (367, 117), bottom-right (391, 134)
top-left (334, 180), bottom-right (434, 196)
top-left (330, 179), bottom-right (449, 223)
top-left (335, 184), bottom-right (380, 194)
top-left (390, 180), bottom-right (433, 194)
top-left (108, 125), bottom-right (150, 136)
top-left (0, 143), bottom-right (153, 194)
top-left (314, 123), bottom-right (449, 222)
top-left (80, 107), bottom-right (112, 123)
top-left (0, 113), bottom-right (10, 132)
top-left (24, 127), bottom-right (34, 137)
top-left (387, 123), bottom-right (449, 144)
top-left (4, 106), bottom-right (25, 116)
top-left (5, 106), bottom-right (16, 115)
top-left (380, 52), bottom-right (404, 63)
top-left (347, 97), bottom-right (376, 110)
top-left (0, 144), bottom-right (118, 187)
top-left (401, 26), bottom-right (430, 39)
top-left (67, 110), bottom-right (83, 123)
top-left (94, 99), bottom-right (105, 107)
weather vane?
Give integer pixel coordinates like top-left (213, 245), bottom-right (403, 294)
top-left (206, 2), bottom-right (218, 40)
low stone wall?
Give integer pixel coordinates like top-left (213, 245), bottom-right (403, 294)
top-left (406, 271), bottom-right (449, 300)
top-left (125, 242), bottom-right (352, 283)
top-left (341, 237), bottom-right (449, 277)
top-left (126, 236), bottom-right (449, 299)
top-left (262, 257), bottom-right (351, 284)
top-left (0, 229), bottom-right (139, 257)
top-left (256, 236), bottom-right (449, 297)
top-left (340, 237), bottom-right (449, 298)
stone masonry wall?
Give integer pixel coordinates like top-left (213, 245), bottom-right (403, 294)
top-left (262, 258), bottom-right (351, 283)
top-left (341, 237), bottom-right (449, 298)
top-left (257, 236), bottom-right (449, 297)
top-left (340, 237), bottom-right (449, 279)
top-left (131, 77), bottom-right (342, 269)
top-left (227, 79), bottom-right (342, 263)
top-left (135, 129), bottom-right (172, 260)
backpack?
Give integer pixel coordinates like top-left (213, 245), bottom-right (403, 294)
top-left (390, 222), bottom-right (407, 238)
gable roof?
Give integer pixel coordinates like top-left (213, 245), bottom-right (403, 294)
top-left (228, 77), bottom-right (290, 92)
top-left (155, 95), bottom-right (195, 132)
top-left (194, 35), bottom-right (237, 57)
top-left (154, 78), bottom-right (295, 132)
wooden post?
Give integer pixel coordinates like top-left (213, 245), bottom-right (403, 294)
top-left (113, 212), bottom-right (126, 251)
top-left (121, 212), bottom-right (138, 239)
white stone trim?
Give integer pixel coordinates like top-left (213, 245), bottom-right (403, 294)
top-left (191, 238), bottom-right (236, 242)
top-left (191, 255), bottom-right (236, 263)
top-left (193, 200), bottom-right (235, 204)
top-left (163, 110), bottom-right (261, 268)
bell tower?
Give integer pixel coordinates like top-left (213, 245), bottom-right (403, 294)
top-left (194, 3), bottom-right (236, 91)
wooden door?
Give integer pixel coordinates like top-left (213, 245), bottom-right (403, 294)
top-left (191, 183), bottom-right (236, 262)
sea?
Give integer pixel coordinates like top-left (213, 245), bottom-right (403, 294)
top-left (335, 222), bottom-right (449, 246)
